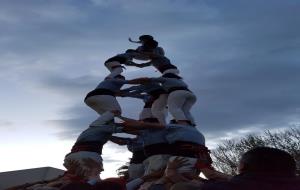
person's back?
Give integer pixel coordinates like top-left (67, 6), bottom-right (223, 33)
top-left (201, 147), bottom-right (300, 190)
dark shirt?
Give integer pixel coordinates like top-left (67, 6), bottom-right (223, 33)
top-left (105, 53), bottom-right (131, 64)
top-left (202, 173), bottom-right (300, 190)
top-left (150, 56), bottom-right (177, 73)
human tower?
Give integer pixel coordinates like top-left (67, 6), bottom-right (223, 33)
top-left (62, 35), bottom-right (221, 186)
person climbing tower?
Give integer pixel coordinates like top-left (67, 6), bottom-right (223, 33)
top-left (127, 35), bottom-right (180, 75)
top-left (129, 34), bottom-right (165, 59)
top-left (128, 73), bottom-right (197, 126)
top-left (120, 80), bottom-right (168, 125)
top-left (104, 49), bottom-right (137, 79)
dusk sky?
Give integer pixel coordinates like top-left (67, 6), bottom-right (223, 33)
top-left (0, 0), bottom-right (299, 178)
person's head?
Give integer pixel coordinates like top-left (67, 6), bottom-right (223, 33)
top-left (139, 34), bottom-right (154, 42)
top-left (238, 147), bottom-right (296, 176)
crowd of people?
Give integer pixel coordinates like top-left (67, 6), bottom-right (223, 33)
top-left (8, 35), bottom-right (300, 190)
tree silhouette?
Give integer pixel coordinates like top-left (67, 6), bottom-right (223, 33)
top-left (211, 128), bottom-right (300, 175)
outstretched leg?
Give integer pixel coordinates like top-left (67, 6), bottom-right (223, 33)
top-left (168, 90), bottom-right (188, 122)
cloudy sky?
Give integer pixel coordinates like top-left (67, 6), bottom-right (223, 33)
top-left (0, 0), bottom-right (299, 178)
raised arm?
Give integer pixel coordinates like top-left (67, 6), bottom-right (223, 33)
top-left (118, 116), bottom-right (165, 130)
top-left (118, 77), bottom-right (152, 85)
top-left (149, 77), bottom-right (167, 83)
top-left (119, 85), bottom-right (147, 99)
top-left (120, 91), bottom-right (148, 100)
top-left (121, 85), bottom-right (142, 92)
top-left (125, 60), bottom-right (152, 68)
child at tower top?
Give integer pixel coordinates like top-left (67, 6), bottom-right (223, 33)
top-left (127, 35), bottom-right (179, 75)
top-left (129, 34), bottom-right (165, 59)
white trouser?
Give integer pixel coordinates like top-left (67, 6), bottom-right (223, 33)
top-left (151, 94), bottom-right (168, 125)
top-left (128, 163), bottom-right (145, 180)
top-left (139, 107), bottom-right (153, 120)
top-left (105, 61), bottom-right (123, 78)
top-left (85, 95), bottom-right (121, 126)
top-left (162, 68), bottom-right (180, 75)
top-left (168, 156), bottom-right (197, 173)
top-left (167, 90), bottom-right (197, 124)
top-left (142, 154), bottom-right (171, 175)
